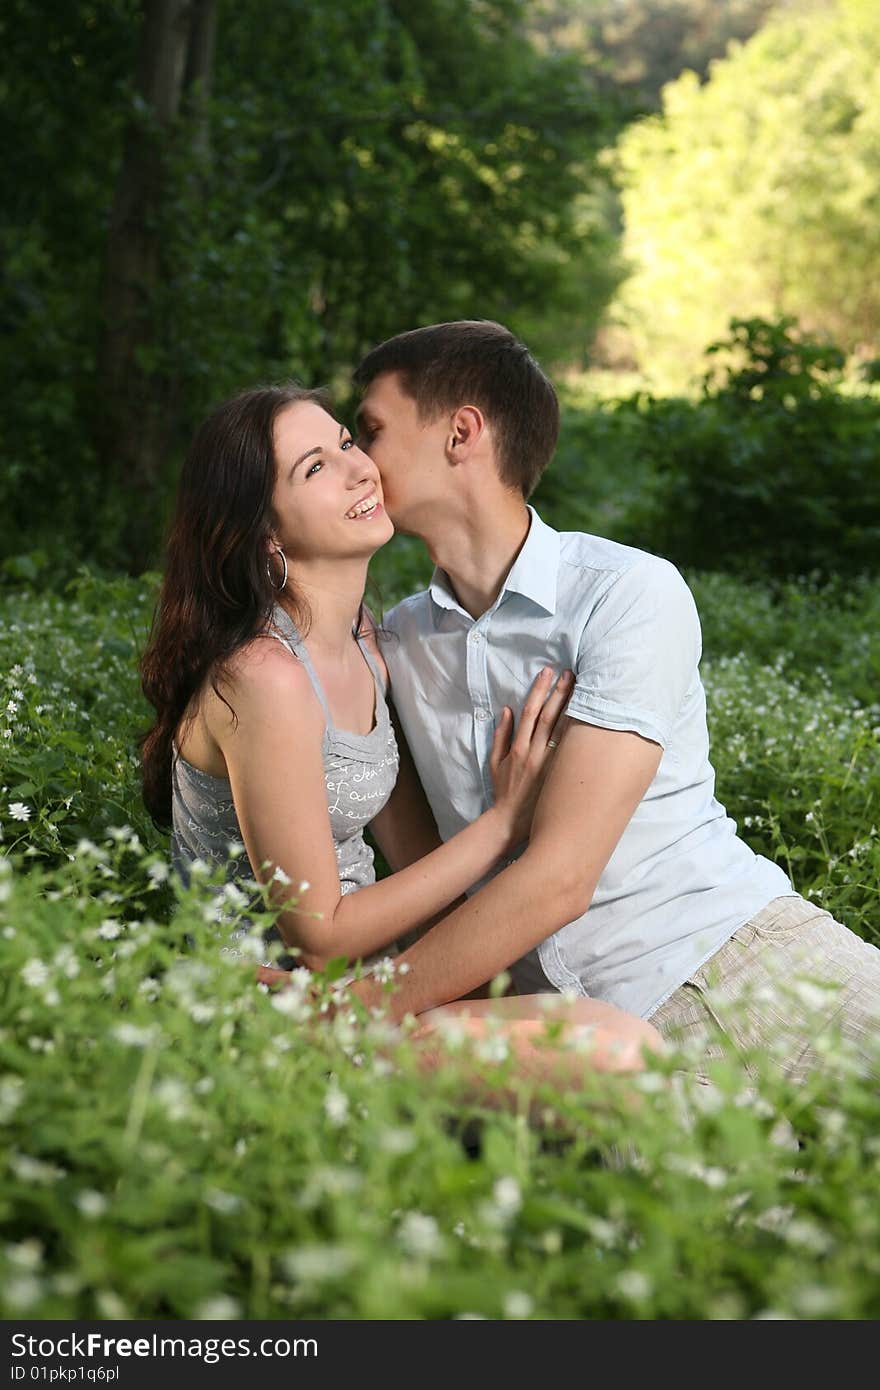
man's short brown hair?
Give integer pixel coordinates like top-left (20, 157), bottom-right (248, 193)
top-left (353, 320), bottom-right (559, 498)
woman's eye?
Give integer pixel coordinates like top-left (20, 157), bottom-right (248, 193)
top-left (341, 436), bottom-right (354, 451)
top-left (305, 459), bottom-right (323, 478)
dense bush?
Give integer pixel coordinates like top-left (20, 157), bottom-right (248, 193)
top-left (543, 319), bottom-right (880, 581)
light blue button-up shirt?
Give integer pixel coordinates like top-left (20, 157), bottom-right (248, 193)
top-left (383, 507), bottom-right (792, 1019)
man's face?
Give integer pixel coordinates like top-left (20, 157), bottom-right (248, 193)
top-left (356, 372), bottom-right (449, 532)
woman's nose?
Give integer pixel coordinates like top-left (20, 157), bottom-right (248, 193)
top-left (347, 446), bottom-right (376, 483)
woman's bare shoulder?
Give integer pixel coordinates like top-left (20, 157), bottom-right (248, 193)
top-left (207, 636), bottom-right (320, 730)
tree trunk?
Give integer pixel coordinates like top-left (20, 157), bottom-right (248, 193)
top-left (183, 0), bottom-right (217, 161)
top-left (95, 0), bottom-right (217, 574)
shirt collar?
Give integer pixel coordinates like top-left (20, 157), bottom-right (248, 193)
top-left (428, 505), bottom-right (560, 619)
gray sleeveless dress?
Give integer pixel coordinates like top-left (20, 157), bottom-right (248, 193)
top-left (170, 604), bottom-right (400, 967)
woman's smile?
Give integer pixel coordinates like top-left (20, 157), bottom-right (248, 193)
top-left (345, 490), bottom-right (382, 520)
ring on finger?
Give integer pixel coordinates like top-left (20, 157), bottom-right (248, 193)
top-left (547, 739), bottom-right (559, 750)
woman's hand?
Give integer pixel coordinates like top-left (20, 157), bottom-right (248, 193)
top-left (489, 667), bottom-right (574, 848)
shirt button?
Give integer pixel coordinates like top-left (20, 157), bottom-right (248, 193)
top-left (475, 709), bottom-right (490, 721)
top-left (469, 631), bottom-right (482, 643)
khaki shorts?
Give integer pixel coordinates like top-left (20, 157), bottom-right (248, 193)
top-left (649, 895), bottom-right (880, 1084)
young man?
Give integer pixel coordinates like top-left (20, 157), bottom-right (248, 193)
top-left (350, 319), bottom-right (880, 1081)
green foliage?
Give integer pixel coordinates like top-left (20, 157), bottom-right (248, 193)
top-left (614, 0), bottom-right (880, 387)
top-left (1, 560), bottom-right (880, 1317)
top-left (2, 835), bottom-right (880, 1317)
top-left (544, 318), bottom-right (880, 581)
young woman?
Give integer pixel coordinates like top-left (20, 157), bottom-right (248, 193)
top-left (140, 384), bottom-right (661, 1077)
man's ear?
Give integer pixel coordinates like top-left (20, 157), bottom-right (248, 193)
top-left (446, 404), bottom-right (485, 461)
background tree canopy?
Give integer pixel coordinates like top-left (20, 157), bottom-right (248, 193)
top-left (0, 0), bottom-right (877, 573)
top-left (612, 0), bottom-right (880, 387)
top-left (1, 0), bottom-right (623, 571)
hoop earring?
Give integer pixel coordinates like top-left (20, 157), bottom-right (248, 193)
top-left (267, 547), bottom-right (288, 592)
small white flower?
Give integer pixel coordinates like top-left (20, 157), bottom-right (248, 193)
top-left (193, 1295), bottom-right (241, 1320)
top-left (220, 882), bottom-right (248, 912)
top-left (323, 1084), bottom-right (349, 1127)
top-left (371, 956), bottom-right (397, 985)
top-left (792, 1285), bottom-right (839, 1317)
top-left (8, 802), bottom-right (31, 822)
top-left (6, 700), bottom-right (18, 716)
top-left (203, 1188), bottom-right (241, 1215)
top-left (269, 991), bottom-right (309, 1022)
top-left (283, 1245), bottom-right (356, 1284)
top-left (397, 1212), bottom-right (444, 1260)
top-left (793, 978), bottom-right (838, 1011)
top-left (9, 1153), bottom-right (66, 1185)
top-left (21, 959), bottom-right (50, 988)
top-left (52, 945), bottom-right (79, 979)
top-left (379, 1127), bottom-right (416, 1155)
top-left (75, 838), bottom-right (107, 861)
top-left (492, 1177), bottom-right (522, 1216)
top-left (616, 1269), bottom-right (652, 1301)
top-left (6, 1239), bottom-right (43, 1270)
top-left (75, 1191), bottom-right (108, 1219)
top-left (234, 928), bottom-right (269, 963)
top-left (785, 1220), bottom-right (833, 1255)
top-left (189, 1002), bottom-right (215, 1024)
top-left (503, 1290), bottom-right (533, 1319)
top-left (95, 1290), bottom-right (128, 1319)
top-left (97, 919), bottom-right (122, 940)
top-left (111, 1022), bottom-right (157, 1049)
top-left (2, 1275), bottom-right (42, 1311)
top-left (147, 861), bottom-right (169, 885)
top-left (0, 1076), bottom-right (25, 1121)
top-left (272, 865), bottom-right (292, 887)
top-left (298, 879), bottom-right (310, 893)
top-left (154, 1077), bottom-right (190, 1120)
top-left (475, 1033), bottom-right (509, 1064)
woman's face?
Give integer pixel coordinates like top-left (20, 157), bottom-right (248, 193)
top-left (270, 401), bottom-right (394, 563)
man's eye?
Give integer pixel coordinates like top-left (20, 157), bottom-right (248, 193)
top-left (305, 459), bottom-right (323, 478)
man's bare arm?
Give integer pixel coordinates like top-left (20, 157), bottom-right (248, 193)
top-left (353, 717), bottom-right (663, 1019)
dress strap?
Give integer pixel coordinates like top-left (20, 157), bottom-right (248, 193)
top-left (355, 628), bottom-right (388, 697)
top-left (270, 604), bottom-right (333, 723)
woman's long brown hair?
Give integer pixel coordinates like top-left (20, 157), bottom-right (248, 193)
top-left (139, 383), bottom-right (327, 827)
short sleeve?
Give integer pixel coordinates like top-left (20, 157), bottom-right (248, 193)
top-left (566, 557), bottom-right (701, 748)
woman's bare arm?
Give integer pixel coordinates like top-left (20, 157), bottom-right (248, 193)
top-left (211, 640), bottom-right (568, 970)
